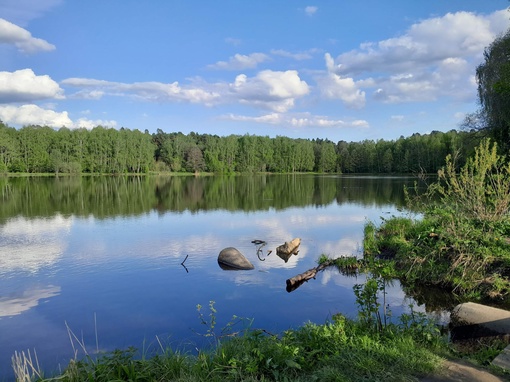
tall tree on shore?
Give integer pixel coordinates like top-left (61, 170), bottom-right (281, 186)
top-left (0, 122), bottom-right (19, 172)
top-left (468, 29), bottom-right (510, 151)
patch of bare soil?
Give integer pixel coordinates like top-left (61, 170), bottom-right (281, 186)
top-left (420, 359), bottom-right (507, 382)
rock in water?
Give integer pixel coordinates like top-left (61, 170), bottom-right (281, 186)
top-left (218, 247), bottom-right (254, 270)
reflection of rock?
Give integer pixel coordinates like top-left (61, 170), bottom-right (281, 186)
top-left (276, 238), bottom-right (301, 263)
top-left (218, 247), bottom-right (254, 270)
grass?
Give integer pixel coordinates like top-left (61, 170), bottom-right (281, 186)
top-left (16, 314), bottom-right (445, 382)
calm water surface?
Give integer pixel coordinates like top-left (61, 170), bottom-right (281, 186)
top-left (0, 175), bottom-right (437, 379)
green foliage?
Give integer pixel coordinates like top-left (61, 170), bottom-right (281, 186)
top-left (470, 29), bottom-right (510, 151)
top-left (0, 124), bottom-right (156, 174)
top-left (363, 221), bottom-right (378, 256)
top-left (431, 139), bottom-right (510, 222)
top-left (353, 278), bottom-right (385, 331)
top-left (399, 306), bottom-right (444, 349)
top-left (0, 120), bottom-right (483, 175)
top-left (363, 139), bottom-right (510, 301)
top-left (454, 338), bottom-right (509, 367)
top-left (331, 255), bottom-right (363, 274)
top-left (196, 301), bottom-right (253, 348)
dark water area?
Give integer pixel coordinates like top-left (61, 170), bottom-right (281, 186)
top-left (0, 174), bottom-right (445, 380)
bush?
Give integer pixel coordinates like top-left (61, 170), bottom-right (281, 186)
top-left (431, 138), bottom-right (510, 222)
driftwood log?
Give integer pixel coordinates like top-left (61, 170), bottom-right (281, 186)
top-left (277, 238), bottom-right (301, 255)
top-left (286, 260), bottom-right (335, 292)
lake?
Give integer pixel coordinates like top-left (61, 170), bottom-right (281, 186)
top-left (0, 174), bottom-right (443, 379)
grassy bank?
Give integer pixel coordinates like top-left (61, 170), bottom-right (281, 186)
top-left (361, 139), bottom-right (510, 303)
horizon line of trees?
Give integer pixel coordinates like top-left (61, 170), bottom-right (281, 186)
top-left (0, 120), bottom-right (483, 175)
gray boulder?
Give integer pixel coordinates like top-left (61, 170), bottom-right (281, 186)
top-left (218, 247), bottom-right (254, 270)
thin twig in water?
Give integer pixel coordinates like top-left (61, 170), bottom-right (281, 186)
top-left (65, 321), bottom-right (89, 357)
top-left (181, 254), bottom-right (189, 273)
top-left (94, 312), bottom-right (99, 354)
top-left (155, 335), bottom-right (165, 353)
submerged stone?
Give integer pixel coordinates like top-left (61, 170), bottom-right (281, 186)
top-left (218, 247), bottom-right (254, 270)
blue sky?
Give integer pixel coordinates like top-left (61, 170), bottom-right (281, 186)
top-left (0, 0), bottom-right (509, 142)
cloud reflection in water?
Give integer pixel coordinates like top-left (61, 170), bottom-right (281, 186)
top-left (0, 285), bottom-right (61, 317)
top-left (0, 215), bottom-right (72, 275)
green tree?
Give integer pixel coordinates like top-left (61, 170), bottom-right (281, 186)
top-left (17, 125), bottom-right (53, 173)
top-left (203, 135), bottom-right (224, 173)
top-left (86, 126), bottom-right (110, 173)
top-left (295, 139), bottom-right (315, 172)
top-left (0, 122), bottom-right (19, 172)
top-left (185, 145), bottom-right (205, 173)
top-left (337, 141), bottom-right (352, 173)
top-left (271, 136), bottom-right (293, 172)
top-left (256, 135), bottom-right (273, 172)
top-left (237, 134), bottom-right (258, 172)
top-left (314, 139), bottom-right (337, 173)
top-left (469, 29), bottom-right (510, 151)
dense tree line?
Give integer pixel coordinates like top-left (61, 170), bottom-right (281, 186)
top-left (0, 123), bottom-right (155, 174)
top-left (0, 120), bottom-right (482, 175)
top-left (152, 128), bottom-right (481, 174)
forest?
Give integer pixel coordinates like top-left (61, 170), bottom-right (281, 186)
top-left (0, 121), bottom-right (483, 175)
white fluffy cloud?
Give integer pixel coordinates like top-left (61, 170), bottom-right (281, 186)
top-left (315, 53), bottom-right (366, 109)
top-left (63, 69), bottom-right (309, 113)
top-left (0, 104), bottom-right (71, 126)
top-left (223, 112), bottom-right (368, 129)
top-left (0, 104), bottom-right (116, 129)
top-left (304, 6), bottom-right (318, 16)
top-left (62, 77), bottom-right (221, 105)
top-left (73, 117), bottom-right (117, 129)
top-left (230, 70), bottom-right (309, 112)
top-left (333, 10), bottom-right (508, 75)
top-left (0, 18), bottom-right (55, 53)
top-left (0, 0), bottom-right (62, 26)
top-left (208, 52), bottom-right (270, 70)
top-left (324, 9), bottom-right (510, 104)
top-left (0, 69), bottom-right (63, 103)
top-left (270, 49), bottom-right (317, 60)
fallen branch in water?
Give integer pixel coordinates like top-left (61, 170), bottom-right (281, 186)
top-left (286, 259), bottom-right (335, 292)
top-left (181, 255), bottom-right (189, 273)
